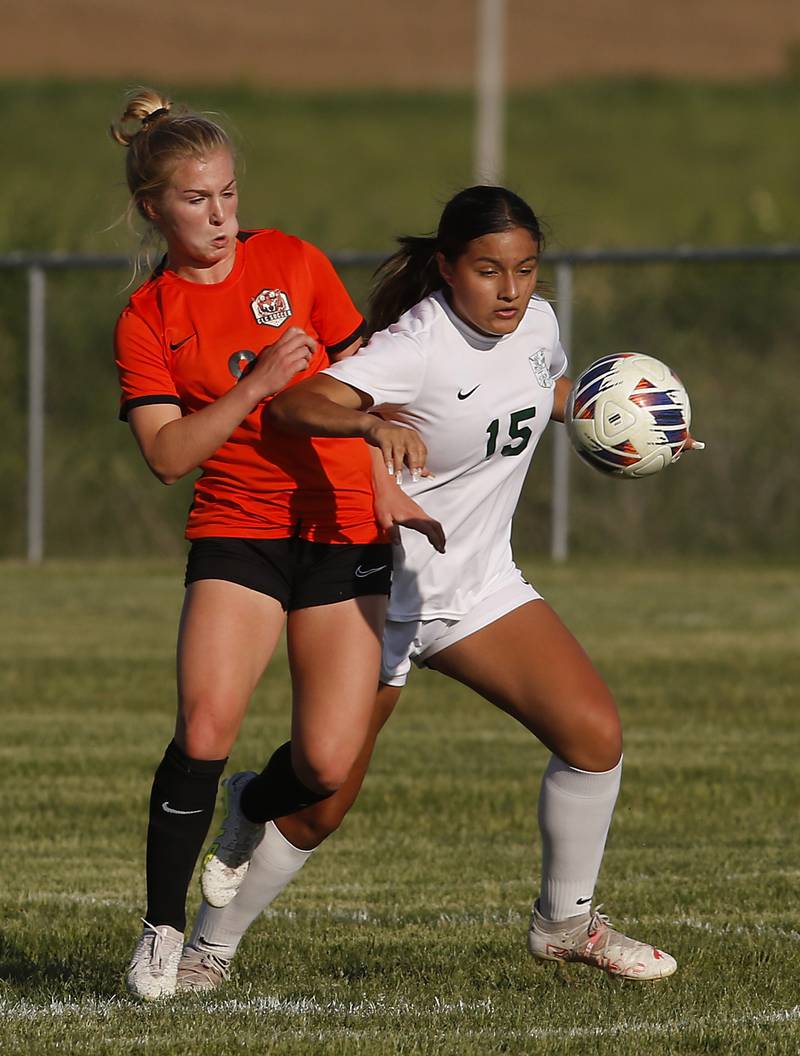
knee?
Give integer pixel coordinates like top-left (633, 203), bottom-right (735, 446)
top-left (177, 700), bottom-right (239, 760)
top-left (563, 689), bottom-right (623, 772)
top-left (292, 751), bottom-right (352, 797)
top-left (588, 722), bottom-right (623, 772)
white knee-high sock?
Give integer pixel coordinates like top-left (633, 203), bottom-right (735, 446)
top-left (188, 820), bottom-right (315, 956)
top-left (536, 754), bottom-right (622, 922)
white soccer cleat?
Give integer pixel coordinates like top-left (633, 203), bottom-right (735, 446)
top-left (201, 771), bottom-right (265, 908)
top-left (527, 902), bottom-right (677, 981)
top-left (126, 920), bottom-right (184, 1001)
top-left (176, 943), bottom-right (232, 993)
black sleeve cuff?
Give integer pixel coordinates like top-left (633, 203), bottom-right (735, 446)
top-left (119, 394), bottom-right (183, 422)
top-left (326, 320), bottom-right (365, 357)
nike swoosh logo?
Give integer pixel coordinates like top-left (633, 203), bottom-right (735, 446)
top-left (576, 896), bottom-right (592, 905)
top-left (162, 801), bottom-right (203, 815)
top-left (355, 564), bottom-right (387, 578)
top-left (457, 385), bottom-right (480, 400)
top-left (169, 334), bottom-right (196, 351)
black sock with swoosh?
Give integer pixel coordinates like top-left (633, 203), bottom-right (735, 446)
top-left (144, 739), bottom-right (227, 931)
top-left (239, 741), bottom-right (334, 823)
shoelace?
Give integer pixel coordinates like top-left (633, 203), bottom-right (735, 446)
top-left (181, 950), bottom-right (231, 982)
top-left (140, 918), bottom-right (176, 970)
top-left (586, 905), bottom-right (612, 937)
top-left (583, 907), bottom-right (648, 966)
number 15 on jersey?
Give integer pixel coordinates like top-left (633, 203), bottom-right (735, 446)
top-left (486, 407), bottom-right (537, 458)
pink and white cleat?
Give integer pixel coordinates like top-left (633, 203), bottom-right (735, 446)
top-left (527, 902), bottom-right (677, 981)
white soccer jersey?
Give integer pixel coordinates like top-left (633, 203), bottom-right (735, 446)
top-left (323, 290), bottom-right (567, 621)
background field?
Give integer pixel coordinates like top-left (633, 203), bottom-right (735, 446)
top-left (1, 560), bottom-right (798, 1054)
top-left (4, 0), bottom-right (800, 86)
top-left (5, 79), bottom-right (800, 253)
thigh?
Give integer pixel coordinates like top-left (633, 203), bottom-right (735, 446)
top-left (287, 595), bottom-right (387, 787)
top-left (177, 579), bottom-right (286, 758)
top-left (427, 600), bottom-right (621, 771)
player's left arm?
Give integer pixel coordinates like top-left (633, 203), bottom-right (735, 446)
top-left (550, 375), bottom-right (572, 424)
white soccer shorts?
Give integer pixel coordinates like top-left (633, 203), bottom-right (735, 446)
top-left (380, 566), bottom-right (541, 687)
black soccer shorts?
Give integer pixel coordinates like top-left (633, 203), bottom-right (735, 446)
top-left (184, 536), bottom-right (392, 610)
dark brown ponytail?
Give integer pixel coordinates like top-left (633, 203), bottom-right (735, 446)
top-left (368, 236), bottom-right (442, 335)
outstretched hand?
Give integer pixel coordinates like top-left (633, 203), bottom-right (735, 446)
top-left (374, 484), bottom-right (446, 554)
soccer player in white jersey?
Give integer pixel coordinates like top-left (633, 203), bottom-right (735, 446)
top-left (182, 186), bottom-right (677, 989)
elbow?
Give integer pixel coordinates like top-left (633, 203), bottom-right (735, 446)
top-left (145, 456), bottom-right (184, 486)
top-left (142, 440), bottom-right (199, 484)
top-left (152, 466), bottom-right (180, 486)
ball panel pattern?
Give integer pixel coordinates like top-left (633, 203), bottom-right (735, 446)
top-left (566, 353), bottom-right (691, 479)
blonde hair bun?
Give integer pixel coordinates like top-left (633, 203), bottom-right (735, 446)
top-left (110, 88), bottom-right (173, 146)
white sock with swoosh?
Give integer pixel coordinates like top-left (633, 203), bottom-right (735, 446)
top-left (536, 754), bottom-right (622, 922)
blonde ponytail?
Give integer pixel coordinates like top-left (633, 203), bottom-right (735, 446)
top-left (109, 87), bottom-right (173, 146)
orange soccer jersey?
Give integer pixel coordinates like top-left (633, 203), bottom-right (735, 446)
top-left (115, 229), bottom-right (380, 543)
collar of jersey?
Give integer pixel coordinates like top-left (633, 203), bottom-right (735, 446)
top-left (432, 290), bottom-right (509, 352)
top-left (158, 236), bottom-right (246, 291)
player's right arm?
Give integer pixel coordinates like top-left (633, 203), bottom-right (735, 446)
top-left (270, 374), bottom-right (429, 479)
top-left (126, 326), bottom-right (315, 484)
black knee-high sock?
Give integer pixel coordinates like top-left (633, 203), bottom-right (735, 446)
top-left (145, 739), bottom-right (227, 931)
top-left (239, 741), bottom-right (333, 824)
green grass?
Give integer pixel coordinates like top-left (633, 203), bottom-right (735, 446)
top-left (1, 559), bottom-right (799, 1053)
top-left (3, 78), bottom-right (800, 255)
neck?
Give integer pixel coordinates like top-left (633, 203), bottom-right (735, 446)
top-left (436, 289), bottom-right (505, 351)
top-left (166, 245), bottom-right (237, 285)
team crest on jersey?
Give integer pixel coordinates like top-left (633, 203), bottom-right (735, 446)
top-left (250, 288), bottom-right (292, 327)
top-left (529, 348), bottom-right (553, 388)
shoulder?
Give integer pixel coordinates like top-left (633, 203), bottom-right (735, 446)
top-left (238, 228), bottom-right (305, 259)
top-left (243, 231), bottom-right (343, 288)
top-left (521, 295), bottom-right (559, 338)
top-left (240, 228), bottom-right (328, 262)
top-left (525, 294), bottom-right (557, 323)
top-left (117, 272), bottom-right (165, 335)
top-left (115, 300), bottom-right (162, 356)
top-left (383, 294), bottom-right (443, 345)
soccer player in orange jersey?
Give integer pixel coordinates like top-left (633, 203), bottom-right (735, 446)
top-left (112, 88), bottom-right (442, 1000)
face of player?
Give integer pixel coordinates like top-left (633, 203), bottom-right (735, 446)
top-left (146, 147), bottom-right (239, 281)
top-left (437, 227), bottom-right (539, 337)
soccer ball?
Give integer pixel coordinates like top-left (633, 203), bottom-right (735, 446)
top-left (565, 353), bottom-right (691, 478)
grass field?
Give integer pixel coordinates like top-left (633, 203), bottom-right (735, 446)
top-left (1, 559), bottom-right (799, 1054)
